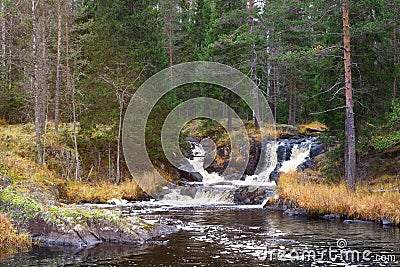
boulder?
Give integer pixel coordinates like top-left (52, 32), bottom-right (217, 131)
top-left (178, 171), bottom-right (203, 182)
top-left (0, 173), bottom-right (12, 188)
top-left (310, 142), bottom-right (324, 158)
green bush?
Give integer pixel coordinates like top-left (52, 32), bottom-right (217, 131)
top-left (389, 100), bottom-right (400, 129)
top-left (372, 131), bottom-right (400, 152)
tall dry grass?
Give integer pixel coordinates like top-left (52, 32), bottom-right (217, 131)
top-left (66, 180), bottom-right (141, 203)
top-left (278, 172), bottom-right (400, 224)
top-left (0, 213), bottom-right (31, 259)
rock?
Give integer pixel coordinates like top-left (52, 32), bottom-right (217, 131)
top-left (297, 159), bottom-right (313, 171)
top-left (381, 216), bottom-right (393, 226)
top-left (178, 170), bottom-right (203, 182)
top-left (310, 142), bottom-right (324, 158)
top-left (2, 186), bottom-right (178, 248)
top-left (277, 125), bottom-right (300, 139)
top-left (233, 186), bottom-right (275, 205)
top-left (107, 198), bottom-right (128, 206)
top-left (0, 173), bottom-right (12, 188)
top-left (180, 187), bottom-right (197, 198)
top-left (283, 208), bottom-right (308, 217)
top-left (343, 219), bottom-right (373, 224)
top-left (322, 214), bottom-right (341, 220)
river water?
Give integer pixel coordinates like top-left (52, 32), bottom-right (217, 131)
top-left (2, 203), bottom-right (400, 267)
top-left (3, 140), bottom-right (400, 266)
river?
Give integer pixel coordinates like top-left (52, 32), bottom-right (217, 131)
top-left (2, 139), bottom-right (400, 266)
top-left (2, 203), bottom-right (400, 266)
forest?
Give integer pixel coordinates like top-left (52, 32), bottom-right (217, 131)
top-left (0, 0), bottom-right (399, 264)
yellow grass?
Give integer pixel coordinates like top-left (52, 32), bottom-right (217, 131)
top-left (0, 212), bottom-right (31, 259)
top-left (299, 121), bottom-right (329, 135)
top-left (65, 180), bottom-right (141, 203)
top-left (278, 172), bottom-right (400, 224)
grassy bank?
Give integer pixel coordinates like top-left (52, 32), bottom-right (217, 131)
top-left (0, 212), bottom-right (31, 259)
top-left (0, 123), bottom-right (144, 204)
top-left (278, 171), bottom-right (400, 225)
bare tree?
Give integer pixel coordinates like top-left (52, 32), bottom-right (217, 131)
top-left (39, 1), bottom-right (49, 164)
top-left (100, 67), bottom-right (143, 183)
top-left (65, 12), bottom-right (80, 181)
top-left (1, 1), bottom-right (5, 69)
top-left (32, 0), bottom-right (43, 165)
top-left (394, 26), bottom-right (397, 102)
top-left (288, 70), bottom-right (296, 125)
top-left (342, 0), bottom-right (356, 192)
top-left (54, 0), bottom-right (62, 133)
top-left (249, 0), bottom-right (260, 128)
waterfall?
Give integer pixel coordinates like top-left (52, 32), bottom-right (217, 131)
top-left (161, 137), bottom-right (322, 205)
top-left (279, 140), bottom-right (312, 173)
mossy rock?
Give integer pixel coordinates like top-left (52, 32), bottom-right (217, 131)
top-left (276, 124), bottom-right (300, 139)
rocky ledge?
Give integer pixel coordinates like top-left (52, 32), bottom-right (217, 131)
top-left (0, 185), bottom-right (178, 247)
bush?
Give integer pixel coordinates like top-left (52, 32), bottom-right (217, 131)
top-left (389, 100), bottom-right (400, 129)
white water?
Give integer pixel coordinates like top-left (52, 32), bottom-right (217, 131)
top-left (279, 140), bottom-right (312, 173)
top-left (161, 139), bottom-right (314, 205)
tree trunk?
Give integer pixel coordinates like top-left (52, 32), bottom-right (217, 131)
top-left (32, 0), bottom-right (43, 165)
top-left (394, 27), bottom-right (397, 102)
top-left (272, 62), bottom-right (277, 121)
top-left (40, 2), bottom-right (48, 133)
top-left (288, 71), bottom-right (296, 125)
top-left (168, 12), bottom-right (173, 79)
top-left (342, 0), bottom-right (356, 192)
top-left (227, 109), bottom-right (232, 132)
top-left (66, 17), bottom-right (80, 181)
top-left (116, 91), bottom-right (124, 184)
top-left (249, 0), bottom-right (260, 129)
top-left (55, 0), bottom-right (62, 133)
top-left (7, 16), bottom-right (12, 90)
top-left (1, 1), bottom-right (5, 69)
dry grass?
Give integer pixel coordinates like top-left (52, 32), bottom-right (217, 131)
top-left (299, 121), bottom-right (329, 135)
top-left (0, 212), bottom-right (31, 259)
top-left (278, 172), bottom-right (400, 224)
top-left (65, 180), bottom-right (141, 203)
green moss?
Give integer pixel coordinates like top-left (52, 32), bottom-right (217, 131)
top-left (0, 187), bottom-right (42, 224)
top-left (142, 224), bottom-right (155, 230)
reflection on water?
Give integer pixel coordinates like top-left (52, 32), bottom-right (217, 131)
top-left (2, 204), bottom-right (400, 267)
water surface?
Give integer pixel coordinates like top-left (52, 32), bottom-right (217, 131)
top-left (2, 203), bottom-right (400, 267)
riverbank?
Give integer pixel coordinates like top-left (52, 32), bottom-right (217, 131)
top-left (0, 123), bottom-right (177, 258)
top-left (276, 169), bottom-right (400, 226)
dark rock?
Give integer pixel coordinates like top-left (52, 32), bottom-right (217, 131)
top-left (0, 173), bottom-right (12, 188)
top-left (381, 216), bottom-right (393, 226)
top-left (26, 209), bottom-right (179, 247)
top-left (233, 186), bottom-right (272, 205)
top-left (310, 142), bottom-right (324, 158)
top-left (297, 159), bottom-right (312, 171)
top-left (187, 137), bottom-right (200, 143)
top-left (179, 171), bottom-right (203, 182)
top-left (283, 208), bottom-right (308, 217)
top-left (343, 219), bottom-right (373, 224)
top-left (322, 214), bottom-right (341, 220)
top-left (180, 187), bottom-right (197, 198)
top-left (264, 199), bottom-right (298, 211)
top-left (269, 169), bottom-right (281, 182)
top-left (277, 145), bottom-right (287, 162)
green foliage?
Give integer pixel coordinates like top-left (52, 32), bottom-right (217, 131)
top-left (372, 131), bottom-right (400, 152)
top-left (389, 101), bottom-right (400, 128)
